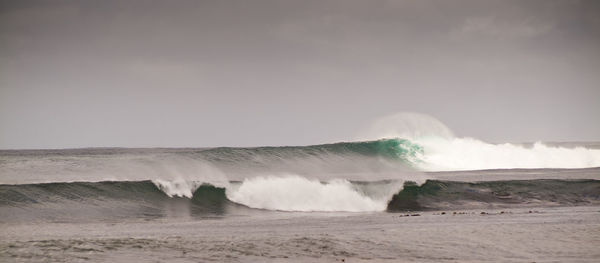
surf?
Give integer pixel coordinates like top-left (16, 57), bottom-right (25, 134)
top-left (412, 137), bottom-right (600, 171)
top-left (1, 178), bottom-right (599, 223)
top-left (357, 112), bottom-right (600, 171)
top-left (1, 112), bottom-right (600, 223)
top-left (2, 138), bottom-right (599, 186)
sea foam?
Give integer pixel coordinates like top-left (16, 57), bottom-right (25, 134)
top-left (414, 137), bottom-right (600, 171)
top-left (359, 112), bottom-right (600, 171)
top-left (226, 175), bottom-right (390, 212)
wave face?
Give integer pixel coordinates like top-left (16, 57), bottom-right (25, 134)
top-left (0, 139), bottom-right (428, 185)
top-left (0, 180), bottom-right (246, 223)
top-left (388, 179), bottom-right (600, 211)
top-left (1, 179), bottom-right (598, 223)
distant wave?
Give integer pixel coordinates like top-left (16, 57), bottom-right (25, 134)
top-left (3, 138), bottom-right (599, 187)
top-left (201, 137), bottom-right (600, 171)
top-left (356, 112), bottom-right (600, 171)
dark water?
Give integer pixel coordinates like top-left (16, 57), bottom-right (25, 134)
top-left (1, 178), bottom-right (599, 224)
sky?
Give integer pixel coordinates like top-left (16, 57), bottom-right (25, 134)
top-left (1, 0), bottom-right (599, 149)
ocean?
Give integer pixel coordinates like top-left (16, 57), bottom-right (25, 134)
top-left (1, 138), bottom-right (600, 262)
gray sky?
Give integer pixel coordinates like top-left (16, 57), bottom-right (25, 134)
top-left (1, 0), bottom-right (599, 149)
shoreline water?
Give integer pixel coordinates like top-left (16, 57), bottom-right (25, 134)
top-left (2, 205), bottom-right (599, 262)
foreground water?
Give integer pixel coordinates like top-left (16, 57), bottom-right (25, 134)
top-left (1, 206), bottom-right (599, 262)
top-left (1, 139), bottom-right (599, 261)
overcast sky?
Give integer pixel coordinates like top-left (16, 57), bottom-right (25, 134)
top-left (1, 0), bottom-right (599, 149)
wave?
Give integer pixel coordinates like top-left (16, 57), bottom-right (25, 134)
top-left (388, 179), bottom-right (600, 211)
top-left (202, 137), bottom-right (600, 172)
top-left (0, 139), bottom-right (428, 185)
top-left (1, 177), bottom-right (599, 223)
top-left (226, 175), bottom-right (396, 212)
top-left (412, 137), bottom-right (600, 171)
top-left (0, 180), bottom-right (247, 223)
top-left (3, 138), bottom-right (599, 188)
top-left (356, 112), bottom-right (600, 171)
top-left (149, 176), bottom-right (394, 212)
top-left (2, 112), bottom-right (600, 191)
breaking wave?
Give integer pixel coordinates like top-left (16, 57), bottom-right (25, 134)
top-left (2, 137), bottom-right (598, 188)
top-left (412, 137), bottom-right (600, 171)
top-left (226, 175), bottom-right (392, 212)
top-left (2, 177), bottom-right (599, 223)
top-left (357, 112), bottom-right (600, 171)
top-left (2, 112), bottom-right (599, 224)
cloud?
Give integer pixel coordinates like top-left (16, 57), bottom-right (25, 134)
top-left (1, 0), bottom-right (599, 148)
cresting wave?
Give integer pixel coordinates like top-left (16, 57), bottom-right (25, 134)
top-left (1, 178), bottom-right (599, 223)
top-left (357, 112), bottom-right (600, 171)
top-left (1, 139), bottom-right (599, 215)
top-left (2, 138), bottom-right (599, 186)
top-left (208, 137), bottom-right (600, 171)
top-left (155, 175), bottom-right (400, 212)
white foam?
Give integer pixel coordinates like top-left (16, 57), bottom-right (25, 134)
top-left (152, 179), bottom-right (202, 198)
top-left (360, 112), bottom-right (600, 171)
top-left (415, 137), bottom-right (600, 171)
top-left (226, 175), bottom-right (391, 212)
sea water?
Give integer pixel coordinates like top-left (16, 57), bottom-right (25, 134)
top-left (1, 138), bottom-right (599, 262)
